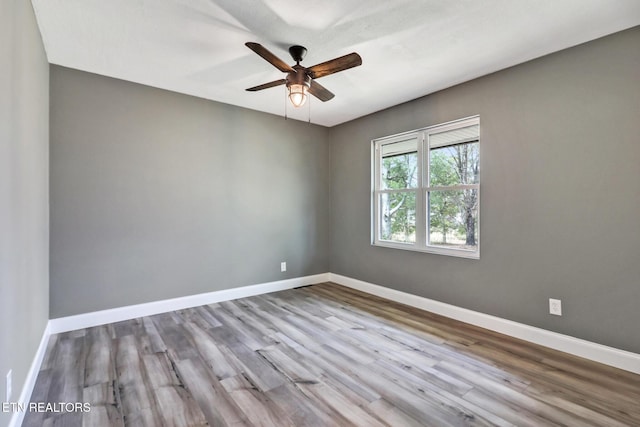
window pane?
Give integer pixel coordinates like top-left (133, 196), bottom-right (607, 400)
top-left (379, 191), bottom-right (416, 243)
top-left (429, 124), bottom-right (479, 148)
top-left (381, 139), bottom-right (418, 190)
top-left (429, 141), bottom-right (479, 186)
top-left (428, 189), bottom-right (478, 250)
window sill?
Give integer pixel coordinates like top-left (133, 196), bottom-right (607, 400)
top-left (372, 241), bottom-right (480, 259)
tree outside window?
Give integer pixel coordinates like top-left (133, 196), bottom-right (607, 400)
top-left (428, 140), bottom-right (479, 250)
top-left (380, 148), bottom-right (417, 243)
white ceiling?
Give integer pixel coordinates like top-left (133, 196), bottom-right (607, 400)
top-left (32, 0), bottom-right (640, 127)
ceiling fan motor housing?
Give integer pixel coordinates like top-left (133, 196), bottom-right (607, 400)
top-left (286, 65), bottom-right (311, 89)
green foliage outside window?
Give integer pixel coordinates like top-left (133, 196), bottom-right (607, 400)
top-left (380, 152), bottom-right (416, 243)
top-left (429, 142), bottom-right (479, 248)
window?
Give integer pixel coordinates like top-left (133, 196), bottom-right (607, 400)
top-left (373, 116), bottom-right (479, 258)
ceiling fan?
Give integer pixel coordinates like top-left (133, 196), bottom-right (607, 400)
top-left (245, 42), bottom-right (362, 108)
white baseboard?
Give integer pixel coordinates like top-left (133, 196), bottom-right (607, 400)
top-left (329, 273), bottom-right (640, 375)
top-left (48, 273), bottom-right (330, 334)
top-left (8, 322), bottom-right (52, 427)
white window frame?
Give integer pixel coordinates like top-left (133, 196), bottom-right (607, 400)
top-left (372, 116), bottom-right (480, 259)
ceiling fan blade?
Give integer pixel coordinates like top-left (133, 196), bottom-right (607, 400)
top-left (245, 42), bottom-right (294, 73)
top-left (307, 52), bottom-right (362, 79)
top-left (246, 79), bottom-right (286, 92)
top-left (308, 80), bottom-right (335, 102)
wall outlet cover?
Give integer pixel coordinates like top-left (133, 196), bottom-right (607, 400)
top-left (549, 298), bottom-right (562, 316)
top-left (280, 262), bottom-right (287, 272)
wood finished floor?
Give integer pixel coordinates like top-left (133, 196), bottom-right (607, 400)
top-left (24, 283), bottom-right (640, 426)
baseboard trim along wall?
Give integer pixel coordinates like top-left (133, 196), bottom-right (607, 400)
top-left (329, 273), bottom-right (640, 375)
top-left (48, 273), bottom-right (330, 334)
top-left (9, 322), bottom-right (52, 427)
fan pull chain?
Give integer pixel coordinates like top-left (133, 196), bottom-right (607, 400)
top-left (308, 94), bottom-right (311, 125)
top-left (284, 85), bottom-right (288, 120)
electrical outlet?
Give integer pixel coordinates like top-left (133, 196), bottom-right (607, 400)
top-left (280, 262), bottom-right (287, 272)
top-left (549, 298), bottom-right (562, 316)
top-left (6, 370), bottom-right (12, 402)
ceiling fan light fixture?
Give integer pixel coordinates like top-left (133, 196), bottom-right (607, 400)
top-left (288, 83), bottom-right (308, 108)
top-left (286, 69), bottom-right (311, 108)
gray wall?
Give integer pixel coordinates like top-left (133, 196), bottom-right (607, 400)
top-left (50, 67), bottom-right (330, 317)
top-left (329, 27), bottom-right (640, 353)
top-left (49, 27), bottom-right (640, 355)
top-left (0, 1), bottom-right (50, 426)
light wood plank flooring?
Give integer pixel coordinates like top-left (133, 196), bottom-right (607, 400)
top-left (24, 283), bottom-right (640, 426)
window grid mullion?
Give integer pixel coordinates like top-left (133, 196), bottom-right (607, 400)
top-left (427, 184), bottom-right (479, 192)
top-left (415, 132), bottom-right (425, 247)
top-left (377, 188), bottom-right (417, 195)
top-left (374, 142), bottom-right (381, 243)
top-left (425, 131), bottom-right (432, 246)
